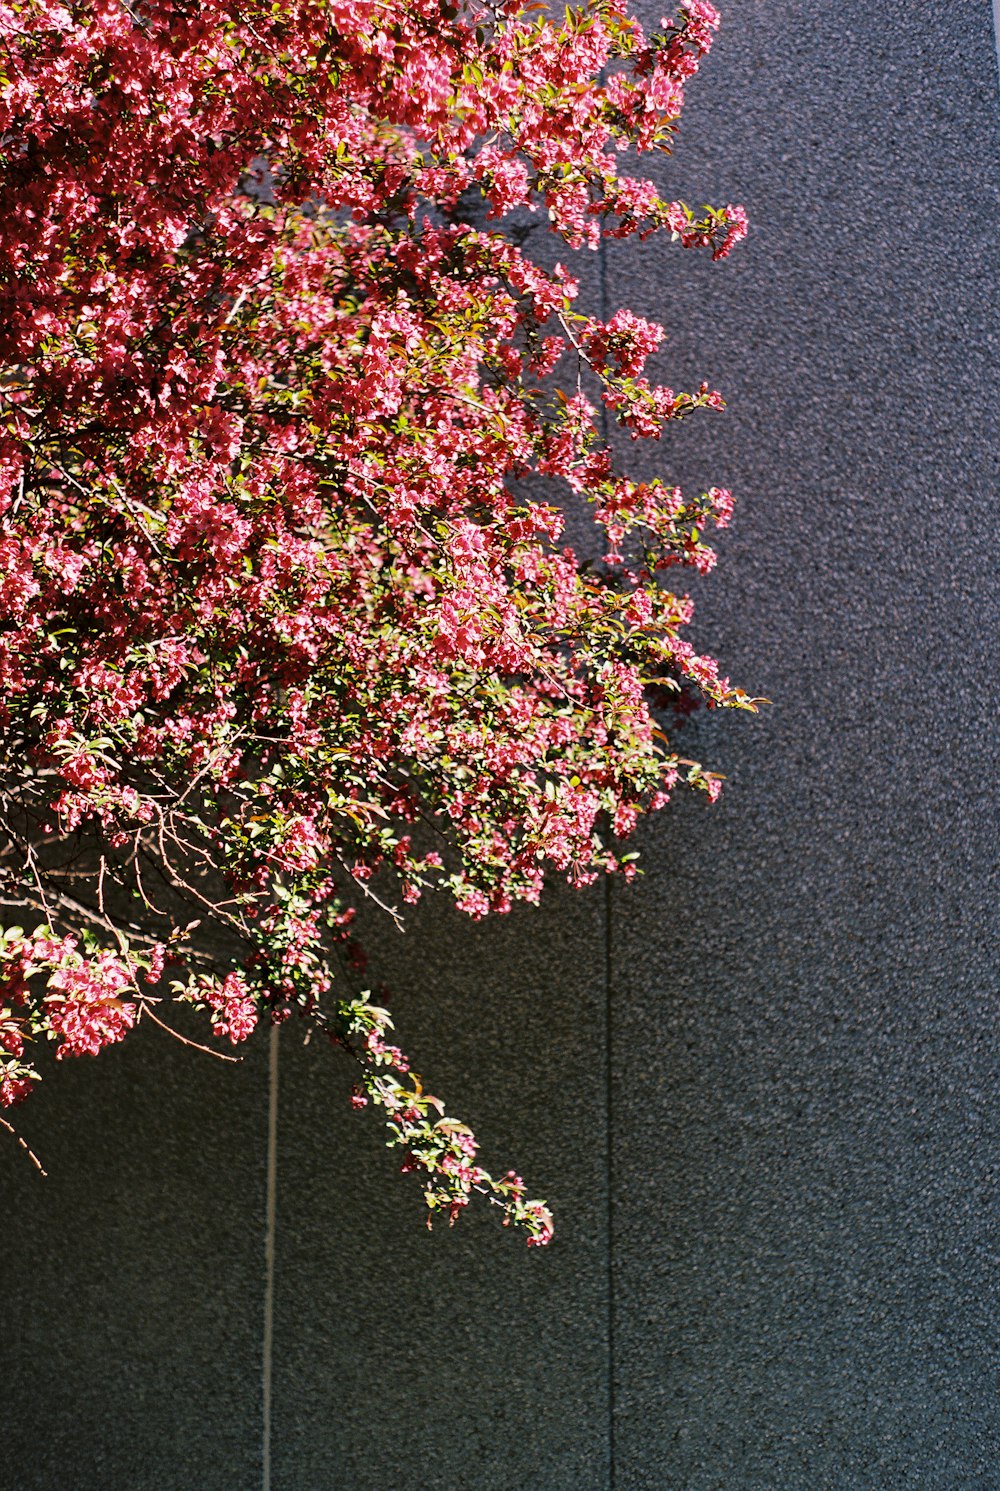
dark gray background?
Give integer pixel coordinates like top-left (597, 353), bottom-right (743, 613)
top-left (2, 2), bottom-right (997, 1487)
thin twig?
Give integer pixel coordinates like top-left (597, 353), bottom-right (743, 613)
top-left (139, 1001), bottom-right (242, 1062)
top-left (0, 1114), bottom-right (47, 1176)
top-left (333, 853), bottom-right (405, 932)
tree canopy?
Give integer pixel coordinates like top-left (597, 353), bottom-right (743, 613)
top-left (0, 0), bottom-right (753, 1239)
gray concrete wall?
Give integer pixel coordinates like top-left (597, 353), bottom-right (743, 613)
top-left (2, 2), bottom-right (997, 1486)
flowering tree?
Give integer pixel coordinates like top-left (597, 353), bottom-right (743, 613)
top-left (0, 0), bottom-right (754, 1240)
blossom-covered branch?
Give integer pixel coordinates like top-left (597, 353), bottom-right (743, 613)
top-left (0, 0), bottom-right (753, 1241)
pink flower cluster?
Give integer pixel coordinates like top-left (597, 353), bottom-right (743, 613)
top-left (0, 929), bottom-right (164, 1105)
top-left (202, 973), bottom-right (258, 1045)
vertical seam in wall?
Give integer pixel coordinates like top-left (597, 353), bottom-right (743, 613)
top-left (597, 209), bottom-right (616, 1491)
top-left (604, 875), bottom-right (616, 1490)
top-left (262, 1022), bottom-right (280, 1491)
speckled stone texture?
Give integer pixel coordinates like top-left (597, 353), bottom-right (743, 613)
top-left (2, 3), bottom-right (997, 1487)
top-left (607, 1), bottom-right (1000, 1486)
top-left (0, 1018), bottom-right (269, 1490)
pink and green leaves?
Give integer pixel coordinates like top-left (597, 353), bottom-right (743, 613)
top-left (0, 0), bottom-right (751, 1240)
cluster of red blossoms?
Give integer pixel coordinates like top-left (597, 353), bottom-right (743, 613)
top-left (0, 0), bottom-right (754, 1241)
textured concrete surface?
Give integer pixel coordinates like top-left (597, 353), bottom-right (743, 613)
top-left (2, 2), bottom-right (997, 1487)
top-left (0, 1016), bottom-right (268, 1490)
top-left (608, 0), bottom-right (1000, 1485)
